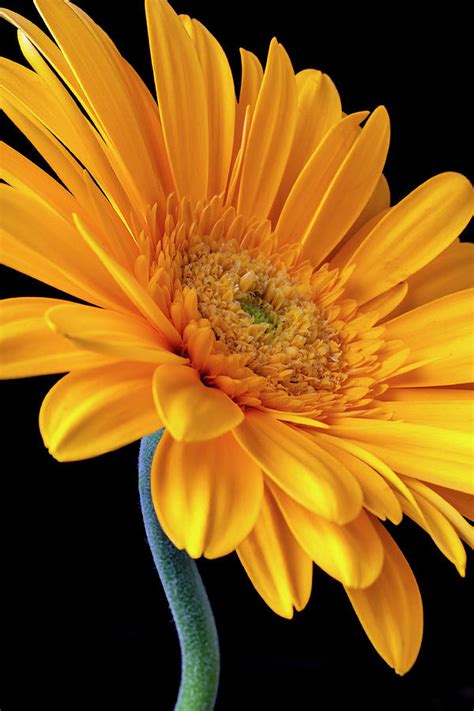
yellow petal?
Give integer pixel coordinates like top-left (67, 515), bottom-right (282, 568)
top-left (151, 430), bottom-right (263, 558)
top-left (385, 288), bottom-right (474, 386)
top-left (237, 39), bottom-right (297, 220)
top-left (390, 239), bottom-right (474, 319)
top-left (233, 411), bottom-right (363, 523)
top-left (0, 297), bottom-right (111, 378)
top-left (315, 435), bottom-right (402, 523)
top-left (299, 106), bottom-right (391, 266)
top-left (0, 55), bottom-right (133, 224)
top-left (426, 484), bottom-right (474, 522)
top-left (345, 172), bottom-right (473, 303)
top-left (345, 519), bottom-right (423, 675)
top-left (46, 303), bottom-right (187, 365)
top-left (378, 391), bottom-right (474, 432)
top-left (1, 185), bottom-right (131, 312)
top-left (327, 418), bottom-right (473, 493)
top-left (270, 69), bottom-right (341, 222)
top-left (231, 48), bottom-right (263, 167)
top-left (270, 483), bottom-right (384, 589)
top-left (73, 214), bottom-right (181, 348)
top-left (152, 364), bottom-right (244, 442)
top-left (237, 484), bottom-right (313, 618)
top-left (181, 16), bottom-right (236, 196)
top-left (275, 111), bottom-right (368, 246)
top-left (145, 0), bottom-right (208, 202)
top-left (347, 173), bottom-right (391, 237)
top-left (39, 363), bottom-right (161, 461)
top-left (34, 0), bottom-right (165, 210)
top-left (400, 479), bottom-right (469, 573)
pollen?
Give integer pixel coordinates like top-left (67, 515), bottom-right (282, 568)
top-left (182, 238), bottom-right (346, 397)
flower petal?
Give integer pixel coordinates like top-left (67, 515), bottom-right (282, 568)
top-left (345, 172), bottom-right (473, 304)
top-left (299, 106), bottom-right (391, 266)
top-left (270, 68), bottom-right (341, 222)
top-left (34, 0), bottom-right (166, 210)
top-left (73, 214), bottom-right (182, 348)
top-left (400, 479), bottom-right (467, 575)
top-left (427, 484), bottom-right (474, 522)
top-left (378, 390), bottom-right (474, 432)
top-left (237, 484), bottom-right (313, 618)
top-left (233, 411), bottom-right (363, 523)
top-left (39, 363), bottom-right (160, 461)
top-left (315, 435), bottom-right (402, 523)
top-left (181, 16), bottom-right (236, 196)
top-left (152, 364), bottom-right (244, 442)
top-left (345, 519), bottom-right (423, 675)
top-left (275, 111), bottom-right (368, 246)
top-left (270, 483), bottom-right (384, 589)
top-left (0, 297), bottom-right (111, 378)
top-left (145, 0), bottom-right (208, 202)
top-left (327, 418), bottom-right (473, 493)
top-left (1, 185), bottom-right (131, 312)
top-left (151, 430), bottom-right (263, 558)
top-left (237, 38), bottom-right (297, 220)
top-left (390, 239), bottom-right (474, 319)
top-left (384, 289), bottom-right (474, 386)
top-left (47, 303), bottom-right (187, 365)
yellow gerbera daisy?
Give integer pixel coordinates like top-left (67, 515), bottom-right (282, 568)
top-left (1, 0), bottom-right (473, 679)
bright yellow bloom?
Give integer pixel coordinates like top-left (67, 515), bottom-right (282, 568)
top-left (1, 0), bottom-right (473, 676)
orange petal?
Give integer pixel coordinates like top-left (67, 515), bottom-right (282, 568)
top-left (345, 172), bottom-right (473, 304)
top-left (152, 364), bottom-right (244, 441)
top-left (0, 297), bottom-right (111, 378)
top-left (145, 0), bottom-right (208, 202)
top-left (151, 430), bottom-right (263, 558)
top-left (47, 303), bottom-right (187, 365)
top-left (275, 111), bottom-right (368, 247)
top-left (326, 418), bottom-right (472, 493)
top-left (385, 288), bottom-right (474, 386)
top-left (39, 363), bottom-right (160, 461)
top-left (345, 519), bottom-right (423, 675)
top-left (1, 185), bottom-right (131, 312)
top-left (237, 39), bottom-right (297, 220)
top-left (237, 484), bottom-right (313, 618)
top-left (271, 483), bottom-right (384, 588)
top-left (390, 239), bottom-right (474, 319)
top-left (181, 16), bottom-right (236, 196)
top-left (233, 411), bottom-right (363, 523)
top-left (270, 68), bottom-right (341, 222)
top-left (299, 106), bottom-right (391, 266)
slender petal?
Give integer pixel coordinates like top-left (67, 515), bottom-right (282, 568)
top-left (47, 303), bottom-right (187, 365)
top-left (327, 418), bottom-right (473, 493)
top-left (0, 297), bottom-right (111, 378)
top-left (39, 363), bottom-right (161, 461)
top-left (346, 519), bottom-right (423, 675)
top-left (181, 16), bottom-right (236, 196)
top-left (145, 0), bottom-right (208, 202)
top-left (344, 172), bottom-right (473, 304)
top-left (384, 289), bottom-right (474, 386)
top-left (151, 430), bottom-right (263, 558)
top-left (233, 411), bottom-right (363, 523)
top-left (270, 483), bottom-right (384, 588)
top-left (152, 365), bottom-right (244, 441)
top-left (237, 39), bottom-right (297, 220)
top-left (1, 185), bottom-right (132, 312)
top-left (237, 484), bottom-right (313, 618)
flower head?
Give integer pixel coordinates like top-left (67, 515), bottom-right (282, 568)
top-left (1, 0), bottom-right (473, 675)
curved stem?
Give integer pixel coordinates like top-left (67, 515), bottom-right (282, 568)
top-left (138, 430), bottom-right (220, 711)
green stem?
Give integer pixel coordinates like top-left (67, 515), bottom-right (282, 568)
top-left (138, 430), bottom-right (220, 711)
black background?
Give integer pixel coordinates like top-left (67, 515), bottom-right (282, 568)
top-left (1, 2), bottom-right (472, 710)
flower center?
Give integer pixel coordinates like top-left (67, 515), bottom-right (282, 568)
top-left (182, 238), bottom-right (346, 397)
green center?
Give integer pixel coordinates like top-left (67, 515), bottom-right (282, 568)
top-left (239, 296), bottom-right (279, 328)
